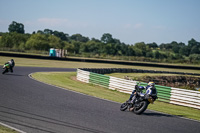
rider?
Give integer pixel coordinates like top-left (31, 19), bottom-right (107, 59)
top-left (5, 59), bottom-right (15, 73)
top-left (128, 82), bottom-right (157, 104)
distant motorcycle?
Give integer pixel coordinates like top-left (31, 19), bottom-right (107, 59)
top-left (120, 85), bottom-right (157, 115)
top-left (2, 64), bottom-right (10, 74)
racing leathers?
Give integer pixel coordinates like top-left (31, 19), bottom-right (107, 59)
top-left (6, 59), bottom-right (15, 73)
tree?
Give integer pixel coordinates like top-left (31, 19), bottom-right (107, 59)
top-left (0, 32), bottom-right (30, 49)
top-left (86, 40), bottom-right (101, 55)
top-left (0, 33), bottom-right (15, 48)
top-left (70, 34), bottom-right (89, 42)
top-left (159, 43), bottom-right (172, 50)
top-left (53, 31), bottom-right (69, 41)
top-left (134, 42), bottom-right (146, 56)
top-left (126, 45), bottom-right (135, 56)
top-left (91, 38), bottom-right (101, 42)
top-left (188, 38), bottom-right (198, 49)
top-left (63, 41), bottom-right (74, 54)
top-left (188, 38), bottom-right (200, 55)
top-left (179, 46), bottom-right (189, 56)
top-left (25, 33), bottom-right (49, 50)
top-left (171, 41), bottom-right (185, 53)
top-left (71, 41), bottom-right (82, 54)
top-left (8, 21), bottom-right (25, 34)
top-left (48, 35), bottom-right (61, 48)
top-left (171, 41), bottom-right (179, 53)
top-left (104, 43), bottom-right (115, 55)
top-left (154, 51), bottom-right (160, 59)
top-left (147, 42), bottom-right (158, 49)
top-left (134, 48), bottom-right (143, 56)
top-left (37, 30), bottom-right (44, 34)
top-left (44, 29), bottom-right (53, 35)
top-left (189, 54), bottom-right (200, 63)
top-left (146, 51), bottom-right (154, 58)
top-left (190, 45), bottom-right (200, 54)
top-left (101, 33), bottom-right (114, 43)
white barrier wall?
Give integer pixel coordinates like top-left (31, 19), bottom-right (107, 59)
top-left (170, 87), bottom-right (200, 109)
top-left (109, 76), bottom-right (137, 94)
top-left (76, 69), bottom-right (90, 83)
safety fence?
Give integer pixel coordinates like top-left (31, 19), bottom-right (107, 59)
top-left (77, 69), bottom-right (200, 109)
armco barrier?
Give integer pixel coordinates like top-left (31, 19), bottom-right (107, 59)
top-left (77, 68), bottom-right (200, 109)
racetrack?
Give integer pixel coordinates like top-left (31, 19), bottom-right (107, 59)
top-left (0, 66), bottom-right (199, 133)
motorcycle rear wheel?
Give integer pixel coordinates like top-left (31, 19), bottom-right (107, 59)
top-left (120, 102), bottom-right (128, 111)
top-left (133, 101), bottom-right (149, 115)
top-left (2, 69), bottom-right (6, 74)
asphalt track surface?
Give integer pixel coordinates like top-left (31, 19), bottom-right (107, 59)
top-left (0, 66), bottom-right (199, 133)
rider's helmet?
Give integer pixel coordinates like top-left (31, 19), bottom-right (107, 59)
top-left (148, 82), bottom-right (155, 87)
top-left (11, 59), bottom-right (14, 62)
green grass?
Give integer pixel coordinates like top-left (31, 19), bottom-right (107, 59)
top-left (1, 56), bottom-right (200, 74)
top-left (0, 125), bottom-right (19, 133)
top-left (32, 72), bottom-right (200, 121)
top-left (32, 72), bottom-right (129, 103)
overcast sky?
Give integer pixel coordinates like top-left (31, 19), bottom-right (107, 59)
top-left (0, 0), bottom-right (200, 45)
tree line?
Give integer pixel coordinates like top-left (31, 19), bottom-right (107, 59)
top-left (0, 21), bottom-right (200, 64)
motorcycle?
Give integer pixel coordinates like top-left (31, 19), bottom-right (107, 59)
top-left (120, 84), bottom-right (157, 115)
top-left (2, 64), bottom-right (10, 74)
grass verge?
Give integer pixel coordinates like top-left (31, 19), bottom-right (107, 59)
top-left (0, 125), bottom-right (19, 133)
top-left (32, 72), bottom-right (200, 121)
top-left (1, 56), bottom-right (200, 74)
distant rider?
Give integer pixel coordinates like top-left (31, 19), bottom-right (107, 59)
top-left (128, 82), bottom-right (157, 104)
top-left (5, 59), bottom-right (15, 73)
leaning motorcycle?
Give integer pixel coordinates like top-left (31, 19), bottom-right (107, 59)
top-left (2, 64), bottom-right (10, 74)
top-left (120, 85), bottom-right (157, 115)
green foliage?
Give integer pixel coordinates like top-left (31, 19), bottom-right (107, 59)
top-left (8, 21), bottom-right (25, 34)
top-left (70, 34), bottom-right (89, 42)
top-left (48, 35), bottom-right (61, 48)
top-left (25, 33), bottom-right (49, 50)
top-left (0, 32), bottom-right (30, 50)
top-left (189, 54), bottom-right (200, 63)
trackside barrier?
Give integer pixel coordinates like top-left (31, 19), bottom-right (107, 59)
top-left (170, 87), bottom-right (200, 109)
top-left (76, 69), bottom-right (200, 109)
top-left (109, 76), bottom-right (137, 94)
top-left (89, 72), bottom-right (110, 88)
top-left (77, 69), bottom-right (90, 83)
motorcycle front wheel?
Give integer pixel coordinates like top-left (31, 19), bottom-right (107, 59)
top-left (133, 101), bottom-right (149, 115)
top-left (120, 102), bottom-right (128, 111)
top-left (2, 69), bottom-right (6, 74)
top-left (2, 68), bottom-right (9, 74)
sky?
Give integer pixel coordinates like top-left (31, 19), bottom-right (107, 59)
top-left (0, 0), bottom-right (200, 45)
